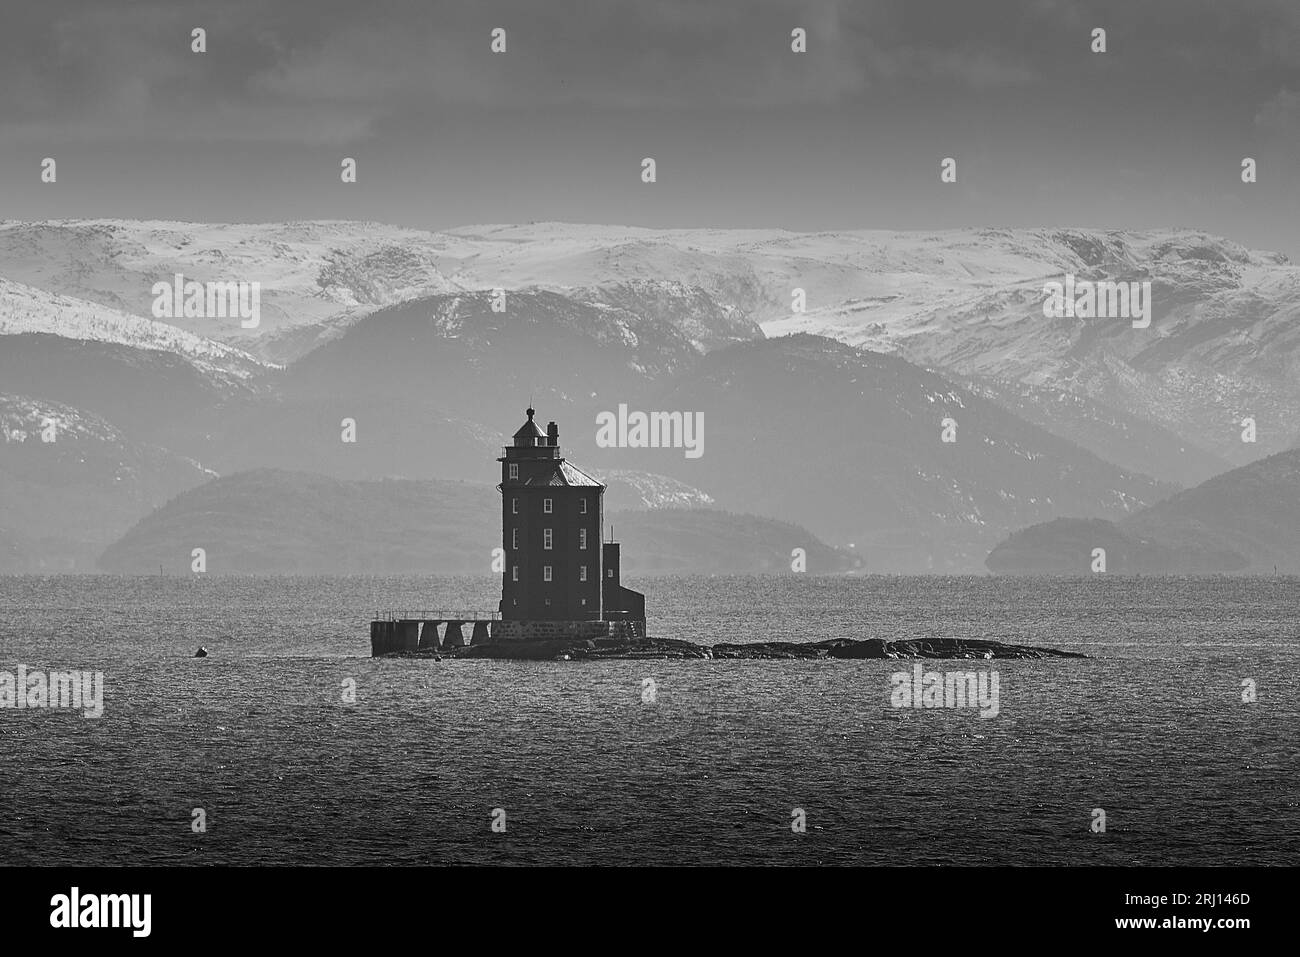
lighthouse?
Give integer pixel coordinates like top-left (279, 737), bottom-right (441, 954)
top-left (495, 407), bottom-right (645, 640)
top-left (369, 406), bottom-right (647, 655)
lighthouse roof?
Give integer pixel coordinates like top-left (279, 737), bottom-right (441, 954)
top-left (512, 407), bottom-right (546, 440)
top-left (522, 461), bottom-right (605, 488)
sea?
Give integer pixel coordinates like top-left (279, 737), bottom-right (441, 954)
top-left (1, 575), bottom-right (1296, 866)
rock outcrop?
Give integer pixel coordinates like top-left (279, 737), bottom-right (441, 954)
top-left (378, 635), bottom-right (1084, 661)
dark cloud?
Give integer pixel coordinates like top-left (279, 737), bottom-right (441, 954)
top-left (0, 0), bottom-right (1296, 256)
top-left (1256, 88), bottom-right (1300, 142)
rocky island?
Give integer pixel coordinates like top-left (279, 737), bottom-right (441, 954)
top-left (369, 409), bottom-right (1088, 664)
top-left (377, 635), bottom-right (1085, 661)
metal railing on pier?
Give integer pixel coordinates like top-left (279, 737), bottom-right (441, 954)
top-left (375, 609), bottom-right (502, 621)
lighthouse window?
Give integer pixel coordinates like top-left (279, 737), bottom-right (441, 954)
top-left (508, 463), bottom-right (518, 480)
top-left (544, 565), bottom-right (552, 582)
top-left (544, 498), bottom-right (553, 514)
top-left (512, 498), bottom-right (518, 514)
top-left (579, 528), bottom-right (588, 549)
top-left (579, 498), bottom-right (588, 514)
top-left (544, 528), bottom-right (553, 549)
top-left (607, 568), bottom-right (614, 578)
top-left (512, 528), bottom-right (518, 549)
top-left (512, 566), bottom-right (518, 581)
top-left (580, 565), bottom-right (588, 581)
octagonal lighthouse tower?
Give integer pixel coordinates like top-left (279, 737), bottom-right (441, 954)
top-left (496, 407), bottom-right (646, 640)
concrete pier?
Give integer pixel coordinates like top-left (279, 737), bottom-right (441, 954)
top-left (369, 613), bottom-right (501, 657)
top-left (418, 622), bottom-right (440, 651)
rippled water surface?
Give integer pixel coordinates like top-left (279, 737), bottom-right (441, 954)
top-left (1, 575), bottom-right (1297, 865)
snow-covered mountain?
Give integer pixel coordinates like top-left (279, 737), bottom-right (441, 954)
top-left (437, 222), bottom-right (1300, 477)
top-left (0, 277), bottom-right (268, 382)
top-left (5, 217), bottom-right (1297, 572)
top-left (0, 220), bottom-right (770, 362)
top-left (599, 469), bottom-right (715, 510)
top-left (757, 228), bottom-right (1300, 473)
top-left (8, 219), bottom-right (1293, 479)
top-left (0, 220), bottom-right (463, 349)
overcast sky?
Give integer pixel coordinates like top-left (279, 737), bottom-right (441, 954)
top-left (2, 0), bottom-right (1298, 255)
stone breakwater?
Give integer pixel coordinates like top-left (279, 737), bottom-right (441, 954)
top-left (376, 636), bottom-right (1086, 661)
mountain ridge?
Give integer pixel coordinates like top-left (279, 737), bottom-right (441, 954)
top-left (97, 468), bottom-right (856, 576)
top-left (986, 448), bottom-right (1300, 574)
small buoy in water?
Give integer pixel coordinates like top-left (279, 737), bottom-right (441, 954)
top-left (194, 646), bottom-right (208, 658)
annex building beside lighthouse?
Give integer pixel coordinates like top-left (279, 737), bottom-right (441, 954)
top-left (370, 407), bottom-right (645, 655)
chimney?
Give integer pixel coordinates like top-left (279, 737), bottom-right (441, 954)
top-left (547, 421), bottom-right (559, 447)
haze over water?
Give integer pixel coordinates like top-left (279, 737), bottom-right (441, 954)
top-left (1, 575), bottom-right (1296, 866)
